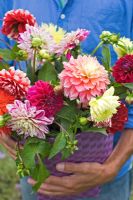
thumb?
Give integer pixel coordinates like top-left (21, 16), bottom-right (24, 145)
top-left (56, 162), bottom-right (87, 173)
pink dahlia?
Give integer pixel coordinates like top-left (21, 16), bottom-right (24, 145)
top-left (27, 81), bottom-right (63, 118)
top-left (59, 55), bottom-right (110, 103)
top-left (112, 55), bottom-right (133, 83)
top-left (7, 100), bottom-right (54, 139)
top-left (2, 9), bottom-right (36, 40)
top-left (0, 67), bottom-right (30, 99)
top-left (56, 29), bottom-right (90, 54)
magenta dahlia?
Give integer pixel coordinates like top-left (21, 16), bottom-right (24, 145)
top-left (112, 55), bottom-right (133, 83)
top-left (27, 81), bottom-right (63, 117)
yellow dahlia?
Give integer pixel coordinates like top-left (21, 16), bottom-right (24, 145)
top-left (42, 23), bottom-right (66, 44)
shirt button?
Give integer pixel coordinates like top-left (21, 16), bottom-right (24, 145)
top-left (60, 14), bottom-right (66, 19)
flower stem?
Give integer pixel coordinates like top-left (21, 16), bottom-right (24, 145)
top-left (91, 41), bottom-right (103, 56)
top-left (32, 49), bottom-right (37, 83)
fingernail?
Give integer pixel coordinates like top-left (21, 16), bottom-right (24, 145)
top-left (56, 163), bottom-right (64, 172)
top-left (27, 178), bottom-right (32, 184)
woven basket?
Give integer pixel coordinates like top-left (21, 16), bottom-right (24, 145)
top-left (38, 132), bottom-right (114, 200)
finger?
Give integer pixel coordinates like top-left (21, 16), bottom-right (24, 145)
top-left (45, 176), bottom-right (71, 188)
top-left (40, 183), bottom-right (74, 193)
top-left (27, 178), bottom-right (36, 186)
top-left (38, 189), bottom-right (71, 197)
top-left (56, 162), bottom-right (90, 173)
top-left (0, 135), bottom-right (16, 148)
top-left (1, 141), bottom-right (16, 156)
top-left (57, 162), bottom-right (101, 174)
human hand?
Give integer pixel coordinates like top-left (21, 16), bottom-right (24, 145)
top-left (28, 161), bottom-right (118, 196)
top-left (0, 134), bottom-right (17, 160)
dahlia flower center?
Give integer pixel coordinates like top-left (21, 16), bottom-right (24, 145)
top-left (81, 63), bottom-right (98, 78)
top-left (15, 118), bottom-right (35, 132)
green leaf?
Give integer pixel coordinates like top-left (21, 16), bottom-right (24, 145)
top-left (21, 143), bottom-right (38, 169)
top-left (61, 148), bottom-right (71, 160)
top-left (32, 159), bottom-right (50, 191)
top-left (102, 45), bottom-right (111, 71)
top-left (38, 61), bottom-right (58, 82)
top-left (123, 83), bottom-right (133, 90)
top-left (57, 105), bottom-right (77, 122)
top-left (81, 127), bottom-right (107, 135)
top-left (49, 132), bottom-right (66, 159)
top-left (21, 139), bottom-right (51, 169)
top-left (0, 49), bottom-right (15, 61)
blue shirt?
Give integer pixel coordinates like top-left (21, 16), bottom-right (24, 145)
top-left (0, 0), bottom-right (133, 179)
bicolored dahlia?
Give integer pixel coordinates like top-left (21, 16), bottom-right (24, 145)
top-left (59, 55), bottom-right (109, 103)
top-left (0, 67), bottom-right (30, 99)
top-left (18, 24), bottom-right (55, 58)
top-left (27, 81), bottom-right (63, 118)
top-left (107, 103), bottom-right (128, 134)
top-left (56, 29), bottom-right (90, 54)
top-left (7, 100), bottom-right (54, 139)
top-left (112, 55), bottom-right (133, 83)
top-left (2, 9), bottom-right (36, 40)
top-left (89, 87), bottom-right (120, 123)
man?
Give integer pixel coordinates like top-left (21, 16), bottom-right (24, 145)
top-left (0, 0), bottom-right (133, 200)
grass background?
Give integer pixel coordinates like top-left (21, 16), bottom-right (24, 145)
top-left (0, 144), bottom-right (133, 200)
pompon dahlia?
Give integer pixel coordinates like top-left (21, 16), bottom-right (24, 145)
top-left (0, 89), bottom-right (15, 115)
top-left (112, 55), bottom-right (133, 83)
top-left (0, 67), bottom-right (30, 99)
top-left (2, 9), bottom-right (36, 40)
top-left (27, 81), bottom-right (63, 118)
top-left (7, 100), bottom-right (54, 139)
top-left (107, 103), bottom-right (128, 134)
top-left (56, 29), bottom-right (90, 54)
top-left (59, 55), bottom-right (110, 103)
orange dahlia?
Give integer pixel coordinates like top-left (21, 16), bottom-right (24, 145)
top-left (0, 89), bottom-right (15, 115)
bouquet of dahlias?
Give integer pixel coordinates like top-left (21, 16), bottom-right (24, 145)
top-left (0, 9), bottom-right (133, 197)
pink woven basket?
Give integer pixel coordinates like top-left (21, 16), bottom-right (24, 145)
top-left (38, 132), bottom-right (114, 200)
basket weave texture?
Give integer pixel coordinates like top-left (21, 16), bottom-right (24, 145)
top-left (38, 132), bottom-right (114, 200)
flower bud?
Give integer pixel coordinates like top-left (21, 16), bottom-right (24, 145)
top-left (16, 50), bottom-right (28, 61)
top-left (126, 94), bottom-right (133, 104)
top-left (54, 85), bottom-right (63, 95)
top-left (79, 117), bottom-right (88, 125)
top-left (39, 49), bottom-right (51, 59)
top-left (31, 37), bottom-right (43, 48)
top-left (100, 31), bottom-right (119, 44)
top-left (0, 116), bottom-right (5, 127)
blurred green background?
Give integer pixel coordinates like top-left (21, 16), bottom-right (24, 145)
top-left (0, 144), bottom-right (133, 200)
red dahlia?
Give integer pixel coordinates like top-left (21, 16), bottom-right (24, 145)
top-left (107, 103), bottom-right (128, 134)
top-left (27, 81), bottom-right (63, 118)
top-left (2, 9), bottom-right (36, 40)
top-left (112, 55), bottom-right (133, 83)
